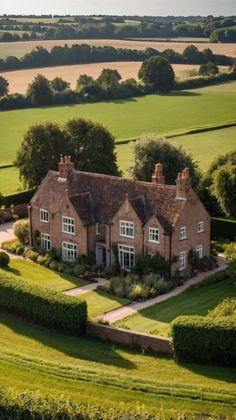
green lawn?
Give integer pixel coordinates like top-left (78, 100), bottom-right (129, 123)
top-left (0, 312), bottom-right (235, 416)
top-left (0, 167), bottom-right (24, 196)
top-left (115, 275), bottom-right (236, 337)
top-left (83, 290), bottom-right (129, 319)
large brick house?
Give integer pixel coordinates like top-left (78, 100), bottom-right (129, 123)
top-left (28, 156), bottom-right (210, 273)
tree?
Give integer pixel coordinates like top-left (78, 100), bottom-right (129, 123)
top-left (97, 68), bottom-right (122, 89)
top-left (129, 134), bottom-right (200, 188)
top-left (76, 74), bottom-right (95, 91)
top-left (27, 74), bottom-right (53, 106)
top-left (199, 61), bottom-right (219, 76)
top-left (63, 118), bottom-right (120, 176)
top-left (50, 77), bottom-right (70, 92)
top-left (211, 164), bottom-right (236, 218)
top-left (0, 76), bottom-right (9, 96)
top-left (138, 56), bottom-right (175, 92)
top-left (15, 122), bottom-right (70, 188)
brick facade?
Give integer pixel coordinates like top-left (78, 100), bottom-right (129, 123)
top-left (29, 157), bottom-right (211, 273)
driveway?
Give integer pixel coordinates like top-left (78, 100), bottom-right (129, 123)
top-left (0, 220), bottom-right (16, 245)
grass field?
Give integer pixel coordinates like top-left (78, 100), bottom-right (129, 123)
top-left (0, 311), bottom-right (235, 416)
top-left (0, 167), bottom-right (23, 195)
top-left (3, 62), bottom-right (209, 94)
top-left (115, 274), bottom-right (236, 336)
top-left (0, 38), bottom-right (236, 59)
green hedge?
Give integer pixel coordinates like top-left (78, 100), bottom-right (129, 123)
top-left (4, 190), bottom-right (35, 207)
top-left (171, 300), bottom-right (236, 367)
top-left (0, 274), bottom-right (87, 335)
top-left (0, 386), bottom-right (154, 419)
top-left (211, 217), bottom-right (236, 241)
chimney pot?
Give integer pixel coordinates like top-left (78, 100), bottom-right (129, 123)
top-left (58, 155), bottom-right (75, 178)
top-left (176, 168), bottom-right (191, 199)
top-left (152, 162), bottom-right (165, 185)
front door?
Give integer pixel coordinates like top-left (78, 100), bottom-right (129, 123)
top-left (96, 245), bottom-right (107, 266)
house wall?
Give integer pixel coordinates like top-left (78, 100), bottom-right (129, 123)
top-left (143, 215), bottom-right (168, 259)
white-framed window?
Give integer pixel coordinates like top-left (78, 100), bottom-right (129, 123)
top-left (41, 233), bottom-right (51, 251)
top-left (120, 221), bottom-right (134, 238)
top-left (197, 221), bottom-right (204, 233)
top-left (179, 251), bottom-right (186, 271)
top-left (62, 217), bottom-right (75, 235)
top-left (196, 244), bottom-right (203, 259)
top-left (40, 209), bottom-right (49, 223)
top-left (180, 226), bottom-right (187, 240)
top-left (149, 227), bottom-right (160, 243)
top-left (118, 245), bottom-right (135, 271)
top-left (62, 242), bottom-right (77, 262)
top-left (96, 223), bottom-right (100, 235)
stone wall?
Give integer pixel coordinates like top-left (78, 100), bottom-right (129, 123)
top-left (86, 322), bottom-right (174, 355)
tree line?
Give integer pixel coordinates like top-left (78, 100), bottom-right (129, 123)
top-left (0, 43), bottom-right (232, 73)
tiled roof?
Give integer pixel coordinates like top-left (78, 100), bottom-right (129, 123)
top-left (31, 170), bottom-right (187, 231)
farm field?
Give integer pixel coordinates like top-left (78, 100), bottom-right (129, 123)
top-left (0, 38), bottom-right (236, 59)
top-left (2, 62), bottom-right (209, 94)
top-left (0, 167), bottom-right (23, 195)
top-left (0, 311), bottom-right (235, 416)
top-left (115, 273), bottom-right (236, 336)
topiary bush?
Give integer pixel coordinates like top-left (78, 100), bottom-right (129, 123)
top-left (0, 274), bottom-right (87, 334)
top-left (14, 220), bottom-right (29, 244)
top-left (0, 252), bottom-right (10, 268)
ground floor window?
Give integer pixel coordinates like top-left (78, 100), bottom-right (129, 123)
top-left (196, 244), bottom-right (203, 259)
top-left (62, 242), bottom-right (77, 262)
top-left (41, 233), bottom-right (51, 251)
top-left (179, 251), bottom-right (186, 271)
top-left (118, 245), bottom-right (135, 271)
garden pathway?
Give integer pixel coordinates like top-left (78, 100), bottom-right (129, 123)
top-left (101, 254), bottom-right (228, 324)
top-left (0, 220), bottom-right (16, 244)
top-left (64, 278), bottom-right (109, 296)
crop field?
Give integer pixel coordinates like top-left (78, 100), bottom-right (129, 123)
top-left (3, 62), bottom-right (208, 94)
top-left (0, 38), bottom-right (236, 59)
top-left (0, 311), bottom-right (235, 416)
top-left (115, 274), bottom-right (236, 336)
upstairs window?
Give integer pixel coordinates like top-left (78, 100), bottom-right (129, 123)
top-left (180, 226), bottom-right (187, 240)
top-left (179, 251), bottom-right (186, 271)
top-left (196, 244), bottom-right (203, 259)
top-left (198, 221), bottom-right (204, 233)
top-left (62, 242), bottom-right (77, 262)
top-left (62, 217), bottom-right (75, 235)
top-left (120, 221), bottom-right (134, 238)
top-left (149, 227), bottom-right (160, 243)
top-left (40, 209), bottom-right (49, 223)
top-left (41, 233), bottom-right (51, 251)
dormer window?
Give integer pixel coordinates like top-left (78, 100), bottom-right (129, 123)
top-left (198, 221), bottom-right (204, 233)
top-left (180, 226), bottom-right (187, 240)
top-left (149, 228), bottom-right (160, 243)
top-left (62, 217), bottom-right (75, 235)
top-left (120, 221), bottom-right (134, 238)
top-left (40, 209), bottom-right (49, 223)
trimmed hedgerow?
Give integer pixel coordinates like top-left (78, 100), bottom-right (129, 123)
top-left (171, 299), bottom-right (236, 367)
top-left (211, 217), bottom-right (236, 241)
top-left (0, 274), bottom-right (87, 335)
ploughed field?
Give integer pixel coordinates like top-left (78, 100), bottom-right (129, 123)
top-left (0, 38), bottom-right (236, 59)
top-left (2, 62), bottom-right (212, 94)
top-left (1, 82), bottom-right (236, 196)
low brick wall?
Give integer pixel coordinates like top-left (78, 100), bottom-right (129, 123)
top-left (86, 322), bottom-right (174, 355)
top-left (0, 204), bottom-right (27, 223)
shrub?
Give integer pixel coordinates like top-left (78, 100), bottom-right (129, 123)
top-left (171, 299), bottom-right (236, 366)
top-left (0, 274), bottom-right (87, 334)
top-left (0, 252), bottom-right (10, 268)
top-left (49, 260), bottom-right (59, 271)
top-left (1, 239), bottom-right (21, 254)
top-left (25, 250), bottom-right (39, 261)
top-left (14, 220), bottom-right (29, 244)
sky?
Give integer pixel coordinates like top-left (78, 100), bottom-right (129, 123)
top-left (0, 0), bottom-right (235, 16)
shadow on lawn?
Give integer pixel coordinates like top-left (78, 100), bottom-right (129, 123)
top-left (0, 312), bottom-right (136, 370)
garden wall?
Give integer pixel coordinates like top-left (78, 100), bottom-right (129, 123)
top-left (0, 204), bottom-right (28, 224)
top-left (86, 322), bottom-right (173, 355)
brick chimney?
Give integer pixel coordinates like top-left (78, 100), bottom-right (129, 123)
top-left (58, 155), bottom-right (74, 178)
top-left (176, 168), bottom-right (191, 199)
top-left (152, 163), bottom-right (165, 184)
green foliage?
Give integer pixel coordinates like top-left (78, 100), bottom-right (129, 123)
top-left (50, 77), bottom-right (70, 92)
top-left (134, 252), bottom-right (171, 280)
top-left (1, 238), bottom-right (24, 255)
top-left (24, 249), bottom-right (39, 261)
top-left (129, 134), bottom-right (200, 188)
top-left (199, 61), bottom-right (219, 76)
top-left (97, 68), bottom-right (122, 89)
top-left (171, 299), bottom-right (236, 366)
top-left (0, 75), bottom-right (9, 96)
top-left (211, 218), bottom-right (236, 241)
top-left (0, 274), bottom-right (87, 334)
top-left (211, 164), bottom-right (236, 218)
top-left (138, 56), bottom-right (175, 92)
top-left (0, 252), bottom-right (10, 268)
top-left (13, 220), bottom-right (29, 244)
top-left (27, 74), bottom-right (53, 106)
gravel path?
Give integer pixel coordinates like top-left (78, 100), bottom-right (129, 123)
top-left (0, 220), bottom-right (16, 244)
top-left (64, 278), bottom-right (109, 296)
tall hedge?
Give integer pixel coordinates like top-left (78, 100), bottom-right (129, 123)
top-left (211, 217), bottom-right (236, 241)
top-left (171, 301), bottom-right (236, 366)
top-left (0, 275), bottom-right (87, 334)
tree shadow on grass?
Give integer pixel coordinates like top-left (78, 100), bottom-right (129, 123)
top-left (160, 90), bottom-right (202, 97)
top-left (177, 360), bottom-right (236, 384)
top-left (0, 312), bottom-right (136, 370)
top-left (2, 266), bottom-right (21, 276)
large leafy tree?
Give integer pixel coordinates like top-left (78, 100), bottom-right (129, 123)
top-left (211, 164), bottom-right (236, 218)
top-left (63, 119), bottom-right (120, 176)
top-left (0, 76), bottom-right (9, 96)
top-left (27, 74), bottom-right (53, 106)
top-left (138, 56), bottom-right (175, 92)
top-left (50, 77), bottom-right (70, 92)
top-left (15, 122), bottom-right (70, 189)
top-left (129, 134), bottom-right (200, 188)
top-left (97, 68), bottom-right (122, 89)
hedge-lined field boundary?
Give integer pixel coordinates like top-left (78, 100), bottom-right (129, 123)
top-left (211, 217), bottom-right (236, 241)
top-left (0, 274), bottom-right (87, 334)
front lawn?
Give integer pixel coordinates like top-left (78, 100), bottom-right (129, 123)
top-left (0, 259), bottom-right (88, 292)
top-left (115, 273), bottom-right (236, 336)
top-left (83, 290), bottom-right (130, 319)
